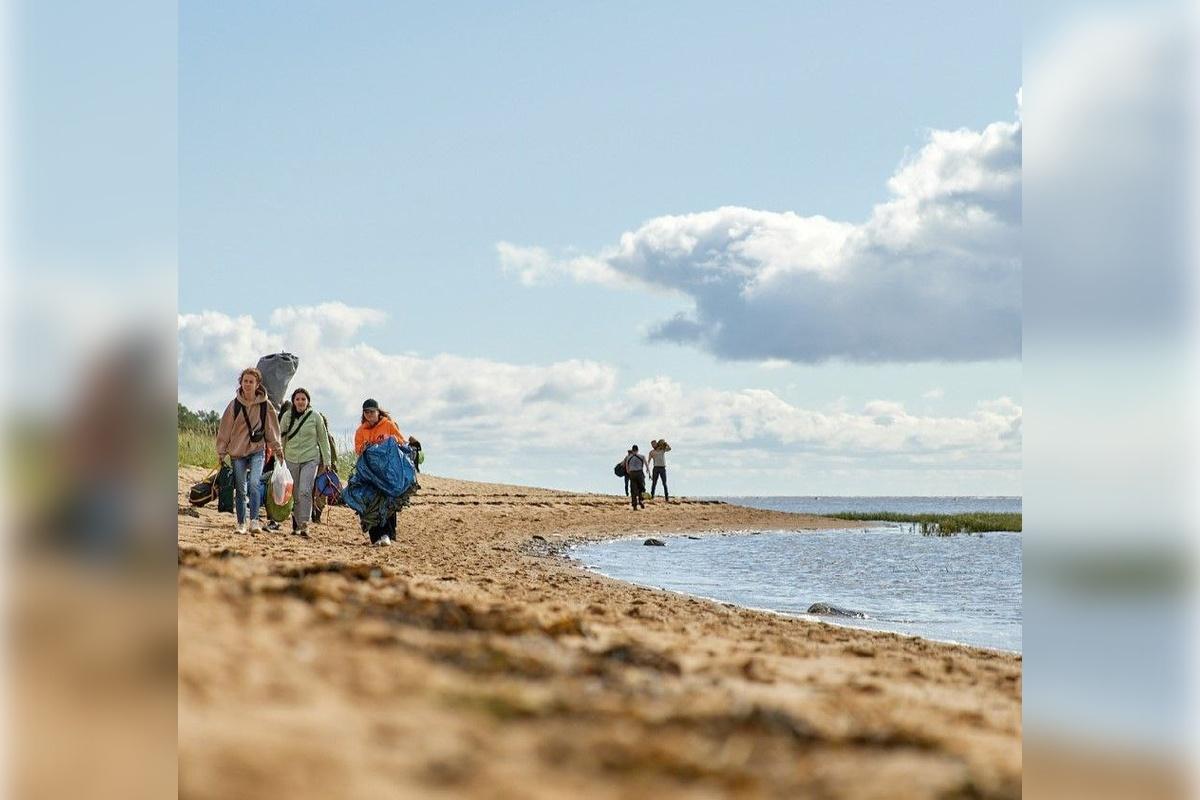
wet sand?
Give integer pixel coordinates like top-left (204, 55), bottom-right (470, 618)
top-left (178, 468), bottom-right (1021, 799)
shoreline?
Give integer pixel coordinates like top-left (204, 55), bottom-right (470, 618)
top-left (566, 528), bottom-right (1022, 655)
top-left (179, 468), bottom-right (1021, 799)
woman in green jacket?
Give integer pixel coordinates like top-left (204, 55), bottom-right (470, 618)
top-left (279, 387), bottom-right (332, 536)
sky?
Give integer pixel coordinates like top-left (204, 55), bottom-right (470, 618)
top-left (177, 1), bottom-right (1022, 496)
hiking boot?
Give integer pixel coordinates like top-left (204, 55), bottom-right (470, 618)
top-left (249, 519), bottom-right (262, 533)
top-left (374, 535), bottom-right (391, 547)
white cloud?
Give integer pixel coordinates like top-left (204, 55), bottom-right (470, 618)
top-left (498, 112), bottom-right (1021, 363)
top-left (496, 242), bottom-right (628, 288)
top-left (267, 302), bottom-right (387, 353)
top-left (922, 387), bottom-right (945, 400)
top-left (178, 306), bottom-right (1020, 490)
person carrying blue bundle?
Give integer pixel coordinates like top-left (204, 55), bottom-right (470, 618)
top-left (345, 399), bottom-right (417, 546)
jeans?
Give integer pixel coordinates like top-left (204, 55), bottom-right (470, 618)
top-left (231, 449), bottom-right (265, 524)
top-left (651, 466), bottom-right (668, 500)
top-left (286, 459), bottom-right (319, 530)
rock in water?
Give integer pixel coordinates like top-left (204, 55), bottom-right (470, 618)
top-left (643, 538), bottom-right (666, 547)
top-left (806, 602), bottom-right (867, 619)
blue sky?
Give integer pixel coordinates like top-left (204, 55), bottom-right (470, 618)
top-left (178, 2), bottom-right (1022, 495)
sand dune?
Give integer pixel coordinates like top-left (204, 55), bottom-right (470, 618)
top-left (178, 467), bottom-right (1021, 799)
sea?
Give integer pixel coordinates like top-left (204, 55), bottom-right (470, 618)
top-left (571, 496), bottom-right (1022, 652)
top-left (704, 495), bottom-right (1021, 516)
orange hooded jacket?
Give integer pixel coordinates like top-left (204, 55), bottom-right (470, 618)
top-left (354, 417), bottom-right (404, 455)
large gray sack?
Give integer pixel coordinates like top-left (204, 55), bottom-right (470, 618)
top-left (256, 352), bottom-right (299, 409)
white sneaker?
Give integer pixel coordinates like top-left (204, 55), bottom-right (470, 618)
top-left (235, 521), bottom-right (247, 534)
top-left (249, 519), bottom-right (263, 533)
top-left (374, 535), bottom-right (391, 547)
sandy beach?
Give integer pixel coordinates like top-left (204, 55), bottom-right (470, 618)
top-left (178, 467), bottom-right (1021, 799)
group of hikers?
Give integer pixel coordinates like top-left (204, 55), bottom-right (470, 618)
top-left (213, 365), bottom-right (420, 547)
top-left (618, 440), bottom-right (671, 510)
top-left (205, 358), bottom-right (675, 545)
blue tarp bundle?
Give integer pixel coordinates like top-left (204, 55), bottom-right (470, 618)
top-left (344, 439), bottom-right (418, 520)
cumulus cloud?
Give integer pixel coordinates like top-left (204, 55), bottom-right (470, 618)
top-left (269, 302), bottom-right (387, 344)
top-left (178, 305), bottom-right (1020, 490)
top-left (498, 111), bottom-right (1021, 363)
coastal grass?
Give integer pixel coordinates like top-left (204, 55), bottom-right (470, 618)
top-left (179, 428), bottom-right (219, 469)
top-left (828, 511), bottom-right (1021, 535)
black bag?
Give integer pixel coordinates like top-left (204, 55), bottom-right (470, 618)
top-left (189, 469), bottom-right (218, 506)
top-left (216, 464), bottom-right (235, 513)
top-left (614, 462), bottom-right (627, 477)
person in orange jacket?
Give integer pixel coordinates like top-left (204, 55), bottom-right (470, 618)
top-left (353, 398), bottom-right (405, 546)
top-left (354, 398), bottom-right (405, 455)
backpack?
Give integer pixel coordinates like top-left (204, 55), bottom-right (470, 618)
top-left (322, 412), bottom-right (337, 467)
top-left (234, 399), bottom-right (268, 444)
top-left (216, 464), bottom-right (235, 512)
top-left (614, 462), bottom-right (627, 477)
top-left (255, 352), bottom-right (299, 409)
top-left (407, 437), bottom-right (425, 468)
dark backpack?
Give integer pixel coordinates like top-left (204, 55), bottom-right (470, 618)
top-left (614, 462), bottom-right (627, 477)
top-left (255, 352), bottom-right (299, 409)
top-left (234, 399), bottom-right (268, 444)
top-left (216, 464), bottom-right (235, 513)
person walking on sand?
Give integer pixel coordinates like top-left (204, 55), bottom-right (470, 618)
top-left (622, 447), bottom-right (634, 496)
top-left (215, 367), bottom-right (283, 534)
top-left (648, 439), bottom-right (671, 502)
top-left (354, 398), bottom-right (405, 546)
top-left (623, 445), bottom-right (648, 510)
top-left (279, 387), bottom-right (331, 538)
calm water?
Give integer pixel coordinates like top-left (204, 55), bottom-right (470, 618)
top-left (572, 527), bottom-right (1022, 652)
top-left (708, 496), bottom-right (1021, 515)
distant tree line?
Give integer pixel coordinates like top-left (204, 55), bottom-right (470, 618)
top-left (178, 402), bottom-right (220, 432)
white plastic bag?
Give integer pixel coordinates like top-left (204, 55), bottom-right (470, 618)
top-left (271, 460), bottom-right (294, 505)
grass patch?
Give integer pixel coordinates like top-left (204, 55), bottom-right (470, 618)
top-left (827, 511), bottom-right (1021, 535)
top-left (179, 428), bottom-right (219, 469)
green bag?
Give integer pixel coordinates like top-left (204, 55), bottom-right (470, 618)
top-left (265, 485), bottom-right (294, 522)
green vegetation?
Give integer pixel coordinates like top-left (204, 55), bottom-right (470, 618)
top-left (331, 435), bottom-right (357, 480)
top-left (178, 403), bottom-right (220, 468)
top-left (827, 511), bottom-right (1021, 535)
top-left (178, 428), bottom-right (219, 469)
top-left (178, 402), bottom-right (220, 432)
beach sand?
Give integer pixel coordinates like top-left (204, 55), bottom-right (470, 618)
top-left (178, 468), bottom-right (1021, 799)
